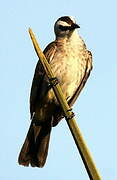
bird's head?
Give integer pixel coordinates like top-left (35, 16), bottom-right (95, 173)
top-left (54, 16), bottom-right (80, 39)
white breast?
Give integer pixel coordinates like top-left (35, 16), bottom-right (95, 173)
top-left (50, 33), bottom-right (87, 101)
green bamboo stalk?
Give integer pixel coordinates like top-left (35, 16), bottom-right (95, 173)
top-left (29, 28), bottom-right (102, 180)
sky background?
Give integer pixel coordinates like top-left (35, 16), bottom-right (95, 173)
top-left (0, 0), bottom-right (117, 179)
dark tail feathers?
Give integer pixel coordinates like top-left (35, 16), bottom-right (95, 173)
top-left (18, 120), bottom-right (51, 167)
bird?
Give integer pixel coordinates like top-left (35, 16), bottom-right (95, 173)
top-left (18, 16), bottom-right (92, 168)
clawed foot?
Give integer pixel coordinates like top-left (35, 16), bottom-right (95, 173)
top-left (48, 77), bottom-right (59, 88)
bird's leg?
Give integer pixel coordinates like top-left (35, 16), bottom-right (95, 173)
top-left (48, 77), bottom-right (59, 88)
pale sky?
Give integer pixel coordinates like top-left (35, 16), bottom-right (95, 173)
top-left (0, 0), bottom-right (117, 180)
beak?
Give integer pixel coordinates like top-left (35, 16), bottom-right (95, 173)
top-left (71, 23), bottom-right (80, 29)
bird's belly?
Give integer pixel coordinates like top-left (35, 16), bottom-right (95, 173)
top-left (48, 56), bottom-right (85, 103)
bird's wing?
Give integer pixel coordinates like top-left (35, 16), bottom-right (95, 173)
top-left (68, 50), bottom-right (93, 107)
top-left (30, 41), bottom-right (57, 118)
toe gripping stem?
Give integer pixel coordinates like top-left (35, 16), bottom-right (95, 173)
top-left (48, 77), bottom-right (59, 88)
top-left (65, 108), bottom-right (75, 121)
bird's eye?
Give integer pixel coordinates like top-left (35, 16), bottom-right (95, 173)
top-left (59, 25), bottom-right (70, 31)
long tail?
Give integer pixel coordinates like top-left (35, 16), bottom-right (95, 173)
top-left (18, 120), bottom-right (52, 167)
